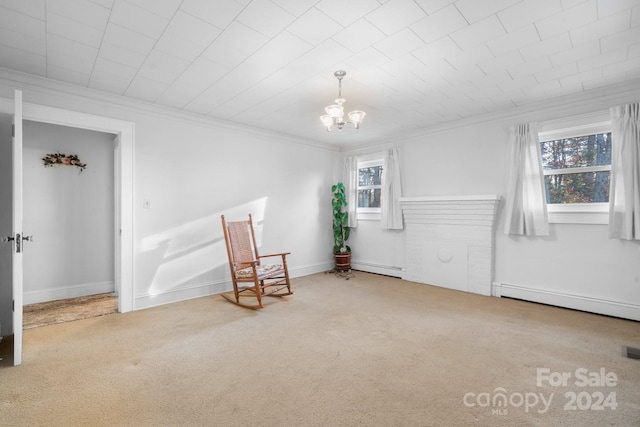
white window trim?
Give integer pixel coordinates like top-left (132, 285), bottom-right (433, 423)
top-left (538, 112), bottom-right (611, 225)
top-left (357, 157), bottom-right (383, 221)
top-left (547, 203), bottom-right (609, 224)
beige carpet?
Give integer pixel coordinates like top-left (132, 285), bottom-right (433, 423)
top-left (1, 272), bottom-right (639, 426)
top-left (23, 293), bottom-right (118, 329)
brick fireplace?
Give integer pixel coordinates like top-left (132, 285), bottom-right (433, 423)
top-left (400, 195), bottom-right (501, 296)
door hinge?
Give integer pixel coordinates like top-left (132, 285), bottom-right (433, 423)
top-left (12, 124), bottom-right (14, 137)
top-left (12, 300), bottom-right (15, 312)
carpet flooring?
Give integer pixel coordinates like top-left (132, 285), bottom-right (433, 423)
top-left (22, 293), bottom-right (118, 329)
top-left (1, 272), bottom-right (639, 426)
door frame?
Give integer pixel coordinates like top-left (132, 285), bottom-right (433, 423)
top-left (0, 97), bottom-right (135, 313)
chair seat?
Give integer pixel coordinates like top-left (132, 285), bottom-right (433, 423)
top-left (236, 264), bottom-right (284, 280)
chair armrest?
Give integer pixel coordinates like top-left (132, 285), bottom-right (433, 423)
top-left (258, 252), bottom-right (291, 259)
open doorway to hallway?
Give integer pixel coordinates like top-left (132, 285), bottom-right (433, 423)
top-left (22, 121), bottom-right (117, 323)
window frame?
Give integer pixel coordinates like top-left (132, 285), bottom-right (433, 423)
top-left (356, 157), bottom-right (384, 221)
top-left (537, 113), bottom-right (611, 225)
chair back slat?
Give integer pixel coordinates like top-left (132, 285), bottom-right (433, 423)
top-left (222, 214), bottom-right (262, 272)
top-left (227, 220), bottom-right (256, 265)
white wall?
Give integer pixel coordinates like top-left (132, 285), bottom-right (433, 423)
top-left (0, 71), bottom-right (338, 311)
top-left (348, 121), bottom-right (506, 278)
top-left (349, 221), bottom-right (404, 276)
top-left (132, 112), bottom-right (337, 308)
top-left (345, 89), bottom-right (640, 321)
top-left (22, 121), bottom-right (115, 304)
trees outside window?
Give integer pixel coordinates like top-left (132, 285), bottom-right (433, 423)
top-left (540, 132), bottom-right (611, 204)
top-left (357, 160), bottom-right (383, 210)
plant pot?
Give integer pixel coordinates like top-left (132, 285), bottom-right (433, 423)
top-left (334, 252), bottom-right (351, 271)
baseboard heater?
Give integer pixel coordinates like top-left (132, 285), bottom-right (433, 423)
top-left (351, 261), bottom-right (403, 278)
top-left (492, 282), bottom-right (640, 322)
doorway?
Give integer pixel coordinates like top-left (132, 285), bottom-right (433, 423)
top-left (23, 121), bottom-right (116, 308)
top-left (18, 101), bottom-right (135, 314)
top-left (0, 96), bottom-right (135, 316)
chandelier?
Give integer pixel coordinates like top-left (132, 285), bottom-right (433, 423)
top-left (320, 70), bottom-right (366, 132)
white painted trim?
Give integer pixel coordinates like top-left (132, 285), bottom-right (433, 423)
top-left (290, 262), bottom-right (334, 277)
top-left (134, 263), bottom-right (332, 310)
top-left (356, 211), bottom-right (381, 221)
top-left (547, 203), bottom-right (609, 225)
top-left (492, 282), bottom-right (640, 321)
top-left (0, 96), bottom-right (135, 313)
top-left (23, 104), bottom-right (135, 313)
top-left (2, 65), bottom-right (638, 153)
top-left (351, 260), bottom-right (403, 278)
top-left (537, 113), bottom-right (610, 137)
top-left (347, 77), bottom-right (640, 151)
top-left (135, 280), bottom-right (231, 310)
top-left (24, 281), bottom-right (115, 305)
top-left (0, 68), bottom-right (338, 152)
top-left (543, 165), bottom-right (610, 175)
top-left (400, 195), bottom-right (501, 203)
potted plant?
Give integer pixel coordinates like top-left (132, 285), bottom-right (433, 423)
top-left (332, 182), bottom-right (351, 271)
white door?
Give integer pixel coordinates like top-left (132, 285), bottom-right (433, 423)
top-left (12, 90), bottom-right (24, 366)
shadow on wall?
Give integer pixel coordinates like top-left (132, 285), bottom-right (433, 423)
top-left (139, 198), bottom-right (269, 298)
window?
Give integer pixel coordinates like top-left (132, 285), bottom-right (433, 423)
top-left (357, 158), bottom-right (383, 219)
top-left (541, 132), bottom-right (611, 203)
top-left (538, 115), bottom-right (611, 224)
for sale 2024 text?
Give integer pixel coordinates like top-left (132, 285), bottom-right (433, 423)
top-left (537, 367), bottom-right (618, 411)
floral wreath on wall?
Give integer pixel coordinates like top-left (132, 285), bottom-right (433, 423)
top-left (42, 153), bottom-right (87, 172)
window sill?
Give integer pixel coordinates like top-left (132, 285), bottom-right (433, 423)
top-left (547, 203), bottom-right (608, 225)
top-left (357, 211), bottom-right (381, 221)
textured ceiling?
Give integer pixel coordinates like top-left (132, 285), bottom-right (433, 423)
top-left (0, 0), bottom-right (639, 147)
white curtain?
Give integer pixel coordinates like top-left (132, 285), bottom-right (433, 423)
top-left (343, 156), bottom-right (358, 228)
top-left (503, 123), bottom-right (549, 236)
top-left (609, 103), bottom-right (640, 240)
top-left (381, 148), bottom-right (403, 229)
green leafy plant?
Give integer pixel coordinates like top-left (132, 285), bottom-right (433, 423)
top-left (332, 182), bottom-right (350, 253)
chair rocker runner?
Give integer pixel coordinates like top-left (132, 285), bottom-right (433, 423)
top-left (221, 214), bottom-right (293, 309)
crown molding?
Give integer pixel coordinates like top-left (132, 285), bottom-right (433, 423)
top-left (0, 67), bottom-right (340, 153)
top-left (344, 77), bottom-right (640, 153)
top-left (3, 66), bottom-right (637, 156)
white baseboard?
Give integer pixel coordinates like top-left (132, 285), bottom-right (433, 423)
top-left (24, 281), bottom-right (115, 305)
top-left (351, 261), bottom-right (403, 278)
top-left (290, 262), bottom-right (335, 277)
top-left (134, 262), bottom-right (332, 310)
top-left (135, 280), bottom-right (231, 310)
top-left (492, 282), bottom-right (640, 321)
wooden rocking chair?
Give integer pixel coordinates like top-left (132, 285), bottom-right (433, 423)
top-left (220, 214), bottom-right (293, 309)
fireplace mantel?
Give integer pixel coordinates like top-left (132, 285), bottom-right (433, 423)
top-left (400, 195), bottom-right (501, 296)
top-left (400, 195), bottom-right (500, 203)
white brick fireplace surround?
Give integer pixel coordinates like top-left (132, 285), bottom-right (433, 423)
top-left (400, 195), bottom-right (501, 296)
